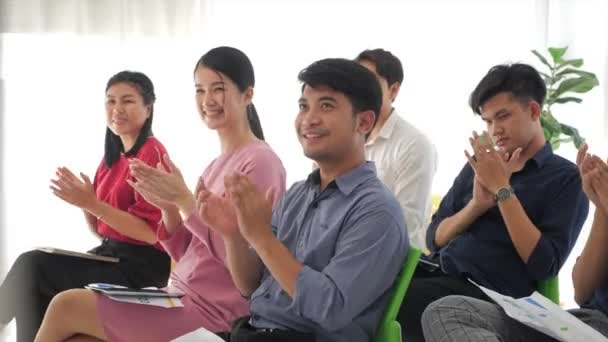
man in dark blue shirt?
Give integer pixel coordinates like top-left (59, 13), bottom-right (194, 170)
top-left (420, 144), bottom-right (608, 341)
top-left (398, 63), bottom-right (589, 342)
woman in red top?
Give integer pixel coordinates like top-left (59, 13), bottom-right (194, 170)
top-left (0, 71), bottom-right (171, 342)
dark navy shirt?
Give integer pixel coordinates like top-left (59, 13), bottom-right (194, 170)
top-left (249, 162), bottom-right (408, 342)
top-left (427, 143), bottom-right (588, 297)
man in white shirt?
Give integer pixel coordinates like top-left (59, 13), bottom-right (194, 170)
top-left (356, 49), bottom-right (438, 250)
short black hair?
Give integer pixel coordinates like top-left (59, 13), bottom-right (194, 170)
top-left (298, 58), bottom-right (382, 137)
top-left (355, 48), bottom-right (404, 87)
top-left (104, 70), bottom-right (155, 168)
top-left (469, 63), bottom-right (546, 115)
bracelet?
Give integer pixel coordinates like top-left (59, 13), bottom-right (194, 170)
top-left (96, 212), bottom-right (104, 221)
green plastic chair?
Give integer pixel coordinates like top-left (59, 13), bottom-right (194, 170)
top-left (374, 247), bottom-right (422, 342)
top-left (538, 276), bottom-right (560, 304)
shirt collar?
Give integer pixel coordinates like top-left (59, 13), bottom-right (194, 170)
top-left (306, 161), bottom-right (377, 196)
top-left (366, 108), bottom-right (398, 145)
top-left (528, 142), bottom-right (553, 168)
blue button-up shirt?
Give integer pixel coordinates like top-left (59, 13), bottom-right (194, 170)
top-left (249, 162), bottom-right (408, 342)
top-left (427, 143), bottom-right (588, 297)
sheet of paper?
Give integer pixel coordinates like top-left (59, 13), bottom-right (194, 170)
top-left (171, 327), bottom-right (225, 342)
top-left (106, 294), bottom-right (184, 308)
top-left (477, 284), bottom-right (608, 342)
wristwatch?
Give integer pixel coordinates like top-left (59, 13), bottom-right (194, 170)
top-left (494, 186), bottom-right (514, 202)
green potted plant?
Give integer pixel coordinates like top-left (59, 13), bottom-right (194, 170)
top-left (531, 46), bottom-right (599, 149)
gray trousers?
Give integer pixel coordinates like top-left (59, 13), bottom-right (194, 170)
top-left (422, 295), bottom-right (608, 342)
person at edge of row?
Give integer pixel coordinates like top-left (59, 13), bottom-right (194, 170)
top-left (356, 48), bottom-right (438, 250)
top-left (197, 58), bottom-right (407, 342)
top-left (0, 70), bottom-right (171, 342)
top-left (421, 143), bottom-right (608, 341)
top-left (397, 62), bottom-right (589, 342)
top-left (33, 46), bottom-right (286, 342)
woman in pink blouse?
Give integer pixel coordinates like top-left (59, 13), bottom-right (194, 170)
top-left (34, 47), bottom-right (286, 342)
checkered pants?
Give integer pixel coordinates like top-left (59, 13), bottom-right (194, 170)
top-left (421, 295), bottom-right (608, 342)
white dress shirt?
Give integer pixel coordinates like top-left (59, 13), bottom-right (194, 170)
top-left (365, 109), bottom-right (438, 249)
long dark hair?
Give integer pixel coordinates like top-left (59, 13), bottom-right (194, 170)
top-left (194, 46), bottom-right (264, 140)
top-left (104, 71), bottom-right (156, 168)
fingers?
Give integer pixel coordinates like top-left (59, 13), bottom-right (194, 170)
top-left (576, 143), bottom-right (589, 167)
top-left (126, 178), bottom-right (157, 197)
top-left (50, 178), bottom-right (73, 191)
top-left (195, 187), bottom-right (213, 206)
top-left (506, 148), bottom-right (523, 167)
top-left (57, 167), bottom-right (79, 182)
top-left (469, 131), bottom-right (495, 158)
top-left (194, 177), bottom-right (207, 198)
top-left (163, 154), bottom-right (181, 176)
top-left (80, 172), bottom-right (93, 187)
top-left (129, 159), bottom-right (165, 181)
top-left (265, 188), bottom-right (275, 205)
top-left (50, 187), bottom-right (68, 202)
top-left (464, 150), bottom-right (477, 171)
top-left (224, 173), bottom-right (258, 207)
top-left (590, 155), bottom-right (608, 171)
top-left (55, 167), bottom-right (84, 189)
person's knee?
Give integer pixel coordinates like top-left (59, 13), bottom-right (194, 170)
top-left (14, 250), bottom-right (46, 268)
top-left (46, 289), bottom-right (87, 319)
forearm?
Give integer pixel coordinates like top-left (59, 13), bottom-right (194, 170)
top-left (249, 230), bottom-right (304, 298)
top-left (498, 195), bottom-right (541, 263)
top-left (83, 210), bottom-right (102, 239)
top-left (434, 201), bottom-right (484, 248)
top-left (224, 234), bottom-right (265, 297)
top-left (160, 206), bottom-right (183, 235)
top-left (176, 192), bottom-right (196, 222)
top-left (86, 201), bottom-right (157, 244)
top-left (573, 209), bottom-right (608, 305)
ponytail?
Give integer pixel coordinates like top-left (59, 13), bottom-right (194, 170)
top-left (246, 103), bottom-right (265, 141)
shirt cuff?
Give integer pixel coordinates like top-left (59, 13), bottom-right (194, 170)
top-left (524, 235), bottom-right (558, 280)
top-left (291, 265), bottom-right (322, 318)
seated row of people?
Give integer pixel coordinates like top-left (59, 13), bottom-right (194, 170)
top-left (0, 45), bottom-right (604, 342)
top-left (1, 46), bottom-right (432, 342)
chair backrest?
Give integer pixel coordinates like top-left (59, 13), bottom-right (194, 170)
top-left (374, 247), bottom-right (422, 342)
top-left (538, 276), bottom-right (560, 304)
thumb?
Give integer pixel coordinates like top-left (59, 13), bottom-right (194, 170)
top-left (265, 188), bottom-right (275, 205)
top-left (80, 172), bottom-right (92, 186)
top-left (509, 147), bottom-right (523, 163)
top-left (163, 154), bottom-right (180, 175)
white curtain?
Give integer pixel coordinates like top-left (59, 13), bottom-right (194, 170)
top-left (1, 0), bottom-right (607, 322)
top-left (1, 0), bottom-right (207, 36)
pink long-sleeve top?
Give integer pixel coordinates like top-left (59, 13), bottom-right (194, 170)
top-left (157, 140), bottom-right (286, 332)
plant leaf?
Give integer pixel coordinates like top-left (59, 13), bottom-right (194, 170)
top-left (560, 123), bottom-right (585, 148)
top-left (553, 76), bottom-right (599, 97)
top-left (548, 47), bottom-right (568, 63)
top-left (555, 68), bottom-right (596, 79)
top-left (541, 112), bottom-right (561, 132)
top-left (557, 58), bottom-right (584, 69)
top-left (532, 50), bottom-right (553, 71)
top-left (551, 97), bottom-right (583, 105)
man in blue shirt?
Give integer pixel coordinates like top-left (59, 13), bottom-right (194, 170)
top-left (420, 145), bottom-right (608, 341)
top-left (205, 58), bottom-right (408, 342)
top-left (398, 63), bottom-right (589, 342)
